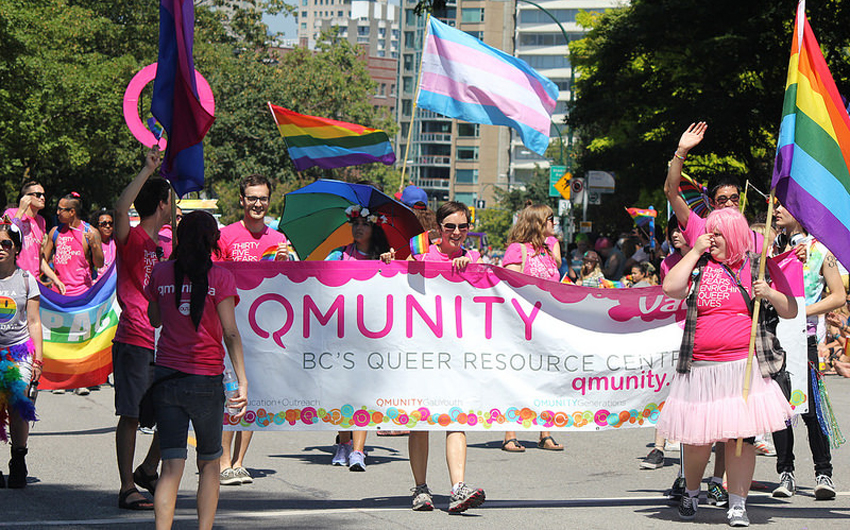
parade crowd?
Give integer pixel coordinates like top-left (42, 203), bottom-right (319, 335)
top-left (3, 123), bottom-right (850, 528)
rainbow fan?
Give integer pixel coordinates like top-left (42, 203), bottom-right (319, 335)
top-left (679, 171), bottom-right (711, 218)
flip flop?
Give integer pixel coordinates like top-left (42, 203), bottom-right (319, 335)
top-left (133, 466), bottom-right (158, 495)
top-left (118, 487), bottom-right (154, 511)
top-left (537, 436), bottom-right (564, 451)
top-left (501, 438), bottom-right (525, 452)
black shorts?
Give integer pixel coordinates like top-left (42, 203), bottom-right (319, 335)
top-left (112, 341), bottom-right (155, 418)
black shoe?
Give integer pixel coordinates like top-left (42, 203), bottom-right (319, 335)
top-left (641, 448), bottom-right (665, 469)
top-left (7, 447), bottom-right (28, 489)
top-left (677, 493), bottom-right (697, 520)
top-left (706, 481), bottom-right (728, 507)
top-left (0, 470), bottom-right (5, 488)
top-left (668, 475), bottom-right (686, 500)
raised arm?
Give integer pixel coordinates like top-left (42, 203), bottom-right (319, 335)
top-left (115, 149), bottom-right (161, 245)
top-left (664, 122), bottom-right (707, 230)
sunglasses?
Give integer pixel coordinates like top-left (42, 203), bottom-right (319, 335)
top-left (99, 221), bottom-right (114, 228)
top-left (26, 192), bottom-right (45, 198)
top-left (155, 246), bottom-right (164, 261)
top-left (442, 223), bottom-right (470, 231)
top-left (714, 194), bottom-right (740, 205)
top-left (1, 240), bottom-right (14, 251)
top-left (57, 206), bottom-right (73, 212)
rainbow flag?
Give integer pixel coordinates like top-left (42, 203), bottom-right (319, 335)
top-left (38, 263), bottom-right (118, 390)
top-left (268, 103), bottom-right (396, 172)
top-left (600, 279), bottom-right (627, 289)
top-left (624, 207), bottom-right (657, 228)
top-left (409, 232), bottom-right (430, 256)
top-left (417, 16), bottom-right (558, 156)
top-left (772, 0), bottom-right (850, 269)
top-left (260, 245), bottom-right (278, 261)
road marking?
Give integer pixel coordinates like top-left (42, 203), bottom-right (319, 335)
top-left (3, 492), bottom-right (848, 526)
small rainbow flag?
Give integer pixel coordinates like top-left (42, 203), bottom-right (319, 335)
top-left (268, 103), bottom-right (396, 172)
top-left (600, 279), bottom-right (626, 289)
top-left (260, 245), bottom-right (278, 261)
top-left (624, 207), bottom-right (657, 228)
top-left (409, 232), bottom-right (430, 256)
top-left (38, 263), bottom-right (117, 390)
top-left (772, 0), bottom-right (850, 269)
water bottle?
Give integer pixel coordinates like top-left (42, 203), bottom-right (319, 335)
top-left (223, 369), bottom-right (240, 415)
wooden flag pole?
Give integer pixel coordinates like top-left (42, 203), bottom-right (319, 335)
top-left (736, 188), bottom-right (776, 456)
top-left (399, 13), bottom-right (431, 192)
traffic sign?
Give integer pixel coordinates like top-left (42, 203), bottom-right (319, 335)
top-left (549, 165), bottom-right (567, 197)
top-left (554, 171), bottom-right (572, 200)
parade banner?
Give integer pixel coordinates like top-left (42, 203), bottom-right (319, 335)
top-left (222, 261), bottom-right (808, 432)
top-left (39, 264), bottom-right (118, 390)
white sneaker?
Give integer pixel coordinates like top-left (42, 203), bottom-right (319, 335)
top-left (332, 441), bottom-right (352, 466)
top-left (727, 506), bottom-right (749, 527)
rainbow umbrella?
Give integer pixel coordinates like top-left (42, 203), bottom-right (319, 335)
top-left (280, 179), bottom-right (423, 261)
top-left (679, 171), bottom-right (711, 218)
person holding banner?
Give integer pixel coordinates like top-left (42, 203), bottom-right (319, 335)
top-left (113, 150), bottom-right (172, 511)
top-left (324, 203), bottom-right (391, 471)
top-left (660, 207), bottom-right (797, 526)
top-left (216, 174), bottom-right (287, 487)
top-left (498, 204), bottom-right (563, 453)
top-left (0, 218), bottom-right (43, 488)
top-left (406, 201), bottom-right (485, 513)
top-left (4, 181), bottom-right (47, 279)
top-left (41, 192), bottom-right (104, 296)
top-left (770, 202), bottom-right (845, 500)
top-left (146, 210), bottom-right (248, 530)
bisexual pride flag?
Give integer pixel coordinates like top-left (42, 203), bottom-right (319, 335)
top-left (269, 104), bottom-right (396, 172)
top-left (772, 0), bottom-right (850, 269)
top-left (38, 263), bottom-right (118, 390)
top-left (417, 16), bottom-right (559, 156)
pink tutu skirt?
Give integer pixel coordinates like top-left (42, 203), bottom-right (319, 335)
top-left (657, 357), bottom-right (793, 445)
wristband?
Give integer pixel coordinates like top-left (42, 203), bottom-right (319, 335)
top-left (673, 151), bottom-right (686, 161)
top-left (32, 359), bottom-right (44, 367)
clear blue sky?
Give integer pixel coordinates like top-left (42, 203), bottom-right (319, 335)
top-left (264, 11), bottom-right (297, 39)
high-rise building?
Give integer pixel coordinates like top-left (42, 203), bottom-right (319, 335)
top-left (511, 0), bottom-right (621, 185)
top-left (397, 0), bottom-right (514, 208)
top-left (296, 0), bottom-right (399, 58)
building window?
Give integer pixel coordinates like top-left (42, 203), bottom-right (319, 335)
top-left (302, 0), bottom-right (308, 4)
top-left (456, 147), bottom-right (479, 161)
top-left (404, 31), bottom-right (414, 48)
top-left (301, 22), bottom-right (307, 29)
top-left (402, 100), bottom-right (413, 116)
top-left (358, 25), bottom-right (369, 36)
top-left (519, 55), bottom-right (571, 69)
top-left (390, 84), bottom-right (396, 96)
top-left (464, 30), bottom-right (483, 40)
top-left (454, 192), bottom-right (476, 206)
top-left (403, 54), bottom-right (413, 72)
top-left (337, 10), bottom-right (343, 16)
top-left (301, 11), bottom-right (307, 18)
top-left (519, 33), bottom-right (585, 47)
top-left (455, 169), bottom-right (478, 184)
top-left (461, 8), bottom-right (485, 24)
top-left (457, 123), bottom-right (479, 137)
top-left (403, 76), bottom-right (413, 94)
top-left (519, 9), bottom-right (579, 24)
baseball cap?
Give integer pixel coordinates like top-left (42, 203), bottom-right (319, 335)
top-left (401, 185), bottom-right (428, 208)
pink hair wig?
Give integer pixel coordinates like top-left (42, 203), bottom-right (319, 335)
top-left (705, 207), bottom-right (751, 265)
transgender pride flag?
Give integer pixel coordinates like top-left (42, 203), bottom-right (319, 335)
top-left (417, 17), bottom-right (559, 156)
top-left (772, 1), bottom-right (850, 269)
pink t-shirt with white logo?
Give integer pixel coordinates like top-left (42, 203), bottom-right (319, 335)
top-left (217, 221), bottom-right (287, 262)
top-left (114, 225), bottom-right (168, 349)
top-left (4, 208), bottom-right (46, 277)
top-left (52, 225), bottom-right (92, 296)
top-left (146, 262), bottom-right (238, 376)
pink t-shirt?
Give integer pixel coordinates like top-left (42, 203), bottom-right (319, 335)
top-left (51, 225), bottom-right (92, 296)
top-left (217, 221), bottom-right (287, 262)
top-left (95, 238), bottom-right (116, 280)
top-left (4, 208), bottom-right (46, 277)
top-left (414, 245), bottom-right (481, 263)
top-left (114, 225), bottom-right (168, 349)
top-left (503, 242), bottom-right (560, 281)
top-left (146, 262), bottom-right (238, 376)
top-left (692, 258), bottom-right (792, 361)
top-left (682, 210), bottom-right (763, 253)
top-left (660, 252), bottom-right (684, 281)
top-left (158, 225), bottom-right (173, 261)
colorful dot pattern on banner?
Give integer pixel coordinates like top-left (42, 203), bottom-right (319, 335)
top-left (224, 402), bottom-right (666, 429)
top-left (0, 296), bottom-right (17, 323)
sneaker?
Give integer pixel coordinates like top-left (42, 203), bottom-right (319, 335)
top-left (814, 474), bottom-right (836, 500)
top-left (707, 481), bottom-right (729, 507)
top-left (234, 466), bottom-right (253, 484)
top-left (138, 426), bottom-right (155, 435)
top-left (348, 450), bottom-right (366, 472)
top-left (727, 506), bottom-right (750, 527)
top-left (641, 448), bottom-right (665, 469)
top-left (73, 387), bottom-right (90, 396)
top-left (411, 483), bottom-right (434, 511)
top-left (51, 389), bottom-right (65, 394)
top-left (772, 471), bottom-right (796, 498)
top-left (219, 467), bottom-right (241, 486)
top-left (668, 475), bottom-right (686, 500)
top-left (332, 441), bottom-right (352, 466)
top-left (448, 482), bottom-right (485, 513)
top-left (753, 438), bottom-right (776, 456)
top-left (664, 440), bottom-right (681, 452)
top-left (677, 493), bottom-right (698, 520)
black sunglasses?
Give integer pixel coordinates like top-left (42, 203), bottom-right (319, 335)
top-left (1, 240), bottom-right (14, 251)
top-left (442, 223), bottom-right (470, 231)
top-left (99, 221), bottom-right (114, 228)
top-left (26, 192), bottom-right (45, 198)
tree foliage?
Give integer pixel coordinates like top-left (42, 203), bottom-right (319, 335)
top-left (568, 0), bottom-right (850, 235)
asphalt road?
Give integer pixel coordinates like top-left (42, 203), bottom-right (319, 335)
top-left (2, 376), bottom-right (850, 529)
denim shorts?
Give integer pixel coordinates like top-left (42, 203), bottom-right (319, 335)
top-left (152, 366), bottom-right (225, 461)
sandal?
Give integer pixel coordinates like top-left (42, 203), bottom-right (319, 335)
top-left (537, 436), bottom-right (564, 451)
top-left (133, 466), bottom-right (158, 495)
top-left (118, 487), bottom-right (154, 511)
top-left (501, 438), bottom-right (525, 452)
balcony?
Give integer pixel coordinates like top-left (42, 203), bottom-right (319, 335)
top-left (418, 155), bottom-right (452, 166)
top-left (418, 109), bottom-right (452, 120)
top-left (418, 132), bottom-right (453, 143)
top-left (417, 178), bottom-right (451, 190)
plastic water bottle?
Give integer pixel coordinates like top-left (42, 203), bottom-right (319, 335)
top-left (223, 369), bottom-right (240, 415)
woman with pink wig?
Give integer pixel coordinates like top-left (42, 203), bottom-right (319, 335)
top-left (659, 207), bottom-right (797, 527)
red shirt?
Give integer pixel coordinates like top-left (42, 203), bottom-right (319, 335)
top-left (146, 262), bottom-right (238, 376)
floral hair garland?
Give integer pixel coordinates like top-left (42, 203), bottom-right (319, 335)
top-left (344, 205), bottom-right (387, 225)
top-left (0, 214), bottom-right (21, 235)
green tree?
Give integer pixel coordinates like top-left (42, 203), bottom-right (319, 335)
top-left (568, 0), bottom-right (850, 235)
